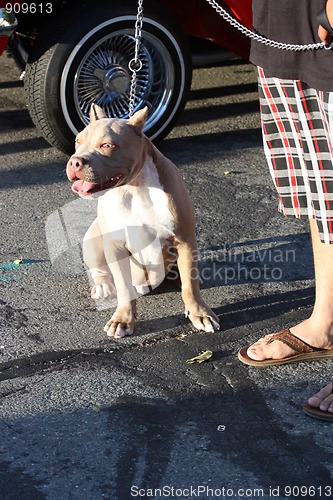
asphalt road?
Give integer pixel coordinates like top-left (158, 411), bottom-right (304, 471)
top-left (0, 52), bottom-right (332, 500)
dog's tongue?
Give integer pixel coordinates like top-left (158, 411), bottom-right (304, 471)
top-left (71, 176), bottom-right (122, 195)
top-left (72, 179), bottom-right (96, 194)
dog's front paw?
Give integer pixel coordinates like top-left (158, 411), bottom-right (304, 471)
top-left (185, 301), bottom-right (220, 333)
top-left (104, 303), bottom-right (136, 339)
top-left (91, 281), bottom-right (116, 300)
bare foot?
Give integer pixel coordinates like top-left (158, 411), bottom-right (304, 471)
top-left (307, 382), bottom-right (333, 413)
top-left (247, 318), bottom-right (333, 361)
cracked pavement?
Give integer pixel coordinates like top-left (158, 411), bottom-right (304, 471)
top-left (0, 53), bottom-right (332, 499)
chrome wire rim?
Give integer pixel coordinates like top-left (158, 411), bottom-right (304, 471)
top-left (72, 28), bottom-right (175, 130)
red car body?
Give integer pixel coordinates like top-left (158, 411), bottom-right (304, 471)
top-left (0, 0), bottom-right (252, 60)
top-left (158, 0), bottom-right (252, 60)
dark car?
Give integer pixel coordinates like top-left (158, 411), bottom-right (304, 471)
top-left (0, 0), bottom-right (252, 152)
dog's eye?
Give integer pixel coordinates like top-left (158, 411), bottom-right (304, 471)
top-left (101, 143), bottom-right (115, 149)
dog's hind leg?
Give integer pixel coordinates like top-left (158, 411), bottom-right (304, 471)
top-left (130, 242), bottom-right (177, 295)
top-left (83, 218), bottom-right (116, 299)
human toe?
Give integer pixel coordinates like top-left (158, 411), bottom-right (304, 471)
top-left (246, 334), bottom-right (288, 361)
top-left (308, 382), bottom-right (333, 409)
top-left (320, 395), bottom-right (333, 412)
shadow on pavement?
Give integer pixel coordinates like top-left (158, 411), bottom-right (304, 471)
top-left (0, 385), bottom-right (330, 499)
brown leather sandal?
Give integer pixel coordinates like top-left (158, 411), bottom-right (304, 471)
top-left (303, 403), bottom-right (333, 422)
top-left (238, 329), bottom-right (333, 367)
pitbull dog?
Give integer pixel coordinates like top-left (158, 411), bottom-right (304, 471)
top-left (66, 104), bottom-right (220, 338)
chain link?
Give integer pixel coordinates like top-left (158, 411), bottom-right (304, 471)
top-left (128, 0), bottom-right (329, 117)
top-left (128, 0), bottom-right (144, 117)
top-left (205, 0), bottom-right (329, 52)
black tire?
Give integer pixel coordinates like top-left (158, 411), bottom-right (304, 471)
top-left (24, 1), bottom-right (192, 153)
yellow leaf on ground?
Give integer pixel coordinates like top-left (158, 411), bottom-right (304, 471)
top-left (186, 350), bottom-right (213, 364)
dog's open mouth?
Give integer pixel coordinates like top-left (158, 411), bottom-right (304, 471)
top-left (72, 174), bottom-right (123, 195)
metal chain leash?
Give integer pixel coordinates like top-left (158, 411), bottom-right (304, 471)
top-left (127, 0), bottom-right (329, 117)
top-left (205, 0), bottom-right (330, 51)
top-left (128, 0), bottom-right (144, 117)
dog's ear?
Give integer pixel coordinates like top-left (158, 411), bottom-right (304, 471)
top-left (128, 106), bottom-right (148, 136)
top-left (90, 103), bottom-right (107, 122)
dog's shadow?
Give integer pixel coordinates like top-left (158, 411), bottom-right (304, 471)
top-left (133, 286), bottom-right (314, 337)
top-left (132, 231), bottom-right (314, 336)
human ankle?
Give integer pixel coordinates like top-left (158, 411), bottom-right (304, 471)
top-left (305, 314), bottom-right (333, 337)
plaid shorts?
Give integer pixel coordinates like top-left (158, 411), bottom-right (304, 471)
top-left (258, 66), bottom-right (333, 244)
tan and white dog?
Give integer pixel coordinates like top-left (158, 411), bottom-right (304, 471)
top-left (66, 104), bottom-right (219, 338)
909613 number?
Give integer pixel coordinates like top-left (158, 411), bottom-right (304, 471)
top-left (5, 3), bottom-right (53, 14)
top-left (284, 485), bottom-right (332, 497)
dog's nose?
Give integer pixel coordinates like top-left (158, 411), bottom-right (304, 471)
top-left (68, 157), bottom-right (84, 172)
top-left (66, 157), bottom-right (88, 181)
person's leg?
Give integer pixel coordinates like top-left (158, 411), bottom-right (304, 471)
top-left (246, 218), bottom-right (333, 361)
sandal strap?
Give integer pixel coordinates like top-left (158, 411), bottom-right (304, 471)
top-left (267, 329), bottom-right (324, 354)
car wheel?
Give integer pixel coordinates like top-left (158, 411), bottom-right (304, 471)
top-left (24, 1), bottom-right (192, 153)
